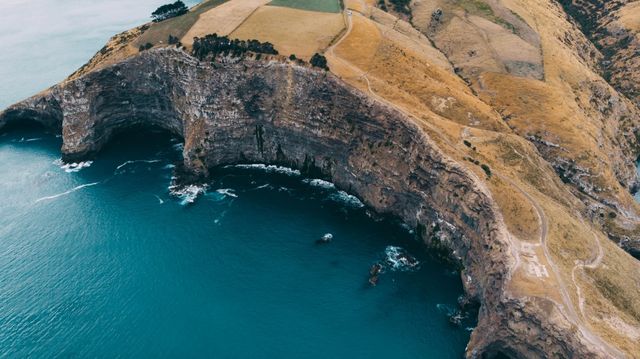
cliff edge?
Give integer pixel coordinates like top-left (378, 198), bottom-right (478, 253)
top-left (2, 0), bottom-right (640, 357)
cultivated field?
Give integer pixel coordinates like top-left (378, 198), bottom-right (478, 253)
top-left (181, 0), bottom-right (271, 46)
top-left (231, 6), bottom-right (345, 59)
top-left (134, 0), bottom-right (229, 48)
top-left (268, 0), bottom-right (341, 13)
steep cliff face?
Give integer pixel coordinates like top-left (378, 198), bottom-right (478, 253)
top-left (0, 47), bottom-right (619, 358)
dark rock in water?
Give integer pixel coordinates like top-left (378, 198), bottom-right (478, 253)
top-left (315, 233), bottom-right (333, 244)
top-left (367, 246), bottom-right (419, 287)
top-left (383, 246), bottom-right (420, 271)
top-left (368, 263), bottom-right (383, 286)
top-left (448, 310), bottom-right (467, 327)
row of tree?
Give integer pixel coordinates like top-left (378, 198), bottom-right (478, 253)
top-left (152, 1), bottom-right (188, 22)
top-left (192, 34), bottom-right (279, 60)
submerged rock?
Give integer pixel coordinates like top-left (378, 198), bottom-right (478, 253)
top-left (368, 263), bottom-right (383, 287)
top-left (315, 233), bottom-right (333, 244)
top-left (368, 246), bottom-right (420, 286)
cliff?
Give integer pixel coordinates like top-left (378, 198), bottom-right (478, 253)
top-left (0, 46), bottom-right (630, 358)
top-left (3, 0), bottom-right (640, 357)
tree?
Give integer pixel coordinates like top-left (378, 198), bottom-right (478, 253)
top-left (139, 42), bottom-right (153, 52)
top-left (168, 35), bottom-right (180, 45)
top-left (192, 34), bottom-right (278, 60)
top-left (310, 53), bottom-right (329, 70)
top-left (152, 1), bottom-right (188, 22)
top-left (388, 0), bottom-right (411, 14)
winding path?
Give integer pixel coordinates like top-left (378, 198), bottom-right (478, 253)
top-left (326, 3), bottom-right (625, 357)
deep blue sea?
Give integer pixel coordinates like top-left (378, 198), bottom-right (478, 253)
top-left (0, 1), bottom-right (472, 357)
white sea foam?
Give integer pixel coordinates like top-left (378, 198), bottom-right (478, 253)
top-left (162, 164), bottom-right (176, 170)
top-left (115, 159), bottom-right (161, 171)
top-left (216, 188), bottom-right (238, 198)
top-left (54, 159), bottom-right (93, 173)
top-left (169, 183), bottom-right (208, 205)
top-left (328, 191), bottom-right (364, 208)
top-left (231, 164), bottom-right (301, 176)
top-left (302, 178), bottom-right (335, 190)
top-left (20, 137), bottom-right (42, 142)
top-left (213, 209), bottom-right (229, 225)
top-left (154, 195), bottom-right (164, 204)
top-left (35, 182), bottom-right (100, 203)
top-left (172, 143), bottom-right (184, 151)
top-left (384, 245), bottom-right (420, 271)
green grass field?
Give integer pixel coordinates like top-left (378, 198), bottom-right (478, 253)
top-left (268, 0), bottom-right (341, 13)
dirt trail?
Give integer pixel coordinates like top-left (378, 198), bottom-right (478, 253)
top-left (326, 3), bottom-right (625, 357)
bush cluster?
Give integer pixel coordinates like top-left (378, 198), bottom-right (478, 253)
top-left (152, 1), bottom-right (188, 22)
top-left (192, 34), bottom-right (278, 60)
top-left (310, 53), bottom-right (329, 70)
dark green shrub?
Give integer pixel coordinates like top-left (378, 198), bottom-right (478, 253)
top-left (152, 1), bottom-right (188, 22)
top-left (310, 53), bottom-right (329, 70)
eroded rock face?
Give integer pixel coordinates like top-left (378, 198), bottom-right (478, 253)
top-left (558, 0), bottom-right (640, 108)
top-left (0, 48), bottom-right (610, 358)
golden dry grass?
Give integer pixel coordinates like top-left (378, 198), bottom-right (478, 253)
top-left (411, 0), bottom-right (543, 81)
top-left (328, 5), bottom-right (640, 355)
top-left (617, 2), bottom-right (640, 32)
top-left (134, 0), bottom-right (229, 48)
top-left (181, 0), bottom-right (271, 46)
top-left (230, 6), bottom-right (345, 59)
top-left (332, 14), bottom-right (507, 132)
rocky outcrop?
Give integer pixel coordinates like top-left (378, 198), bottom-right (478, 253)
top-left (558, 0), bottom-right (640, 108)
top-left (0, 48), bottom-right (615, 358)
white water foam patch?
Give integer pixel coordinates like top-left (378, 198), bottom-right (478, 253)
top-left (115, 159), bottom-right (161, 172)
top-left (383, 246), bottom-right (420, 271)
top-left (35, 182), bottom-right (100, 203)
top-left (230, 164), bottom-right (301, 176)
top-left (53, 159), bottom-right (93, 173)
top-left (169, 183), bottom-right (209, 205)
top-left (16, 137), bottom-right (42, 142)
top-left (154, 195), bottom-right (164, 204)
top-left (328, 190), bottom-right (364, 208)
top-left (172, 143), bottom-right (184, 152)
top-left (253, 183), bottom-right (270, 190)
top-left (216, 188), bottom-right (238, 198)
top-left (302, 178), bottom-right (335, 190)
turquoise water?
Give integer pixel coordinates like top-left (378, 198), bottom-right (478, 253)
top-left (0, 0), bottom-right (200, 109)
top-left (1, 0), bottom-right (473, 357)
top-left (0, 129), bottom-right (473, 357)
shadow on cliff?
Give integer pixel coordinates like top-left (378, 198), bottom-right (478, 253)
top-left (96, 125), bottom-right (183, 162)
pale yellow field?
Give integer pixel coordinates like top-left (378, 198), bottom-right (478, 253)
top-left (331, 14), bottom-right (506, 132)
top-left (230, 6), bottom-right (345, 59)
top-left (617, 2), bottom-right (640, 32)
top-left (181, 0), bottom-right (271, 46)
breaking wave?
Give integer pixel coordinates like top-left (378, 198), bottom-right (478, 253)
top-left (169, 183), bottom-right (208, 205)
top-left (35, 182), bottom-right (100, 203)
top-left (328, 190), bottom-right (364, 208)
top-left (216, 188), bottom-right (238, 198)
top-left (383, 246), bottom-right (420, 271)
top-left (229, 164), bottom-right (301, 176)
top-left (115, 159), bottom-right (161, 172)
top-left (54, 159), bottom-right (93, 173)
top-left (302, 178), bottom-right (335, 190)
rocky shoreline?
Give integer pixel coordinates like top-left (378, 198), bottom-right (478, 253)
top-left (0, 48), bottom-right (617, 358)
